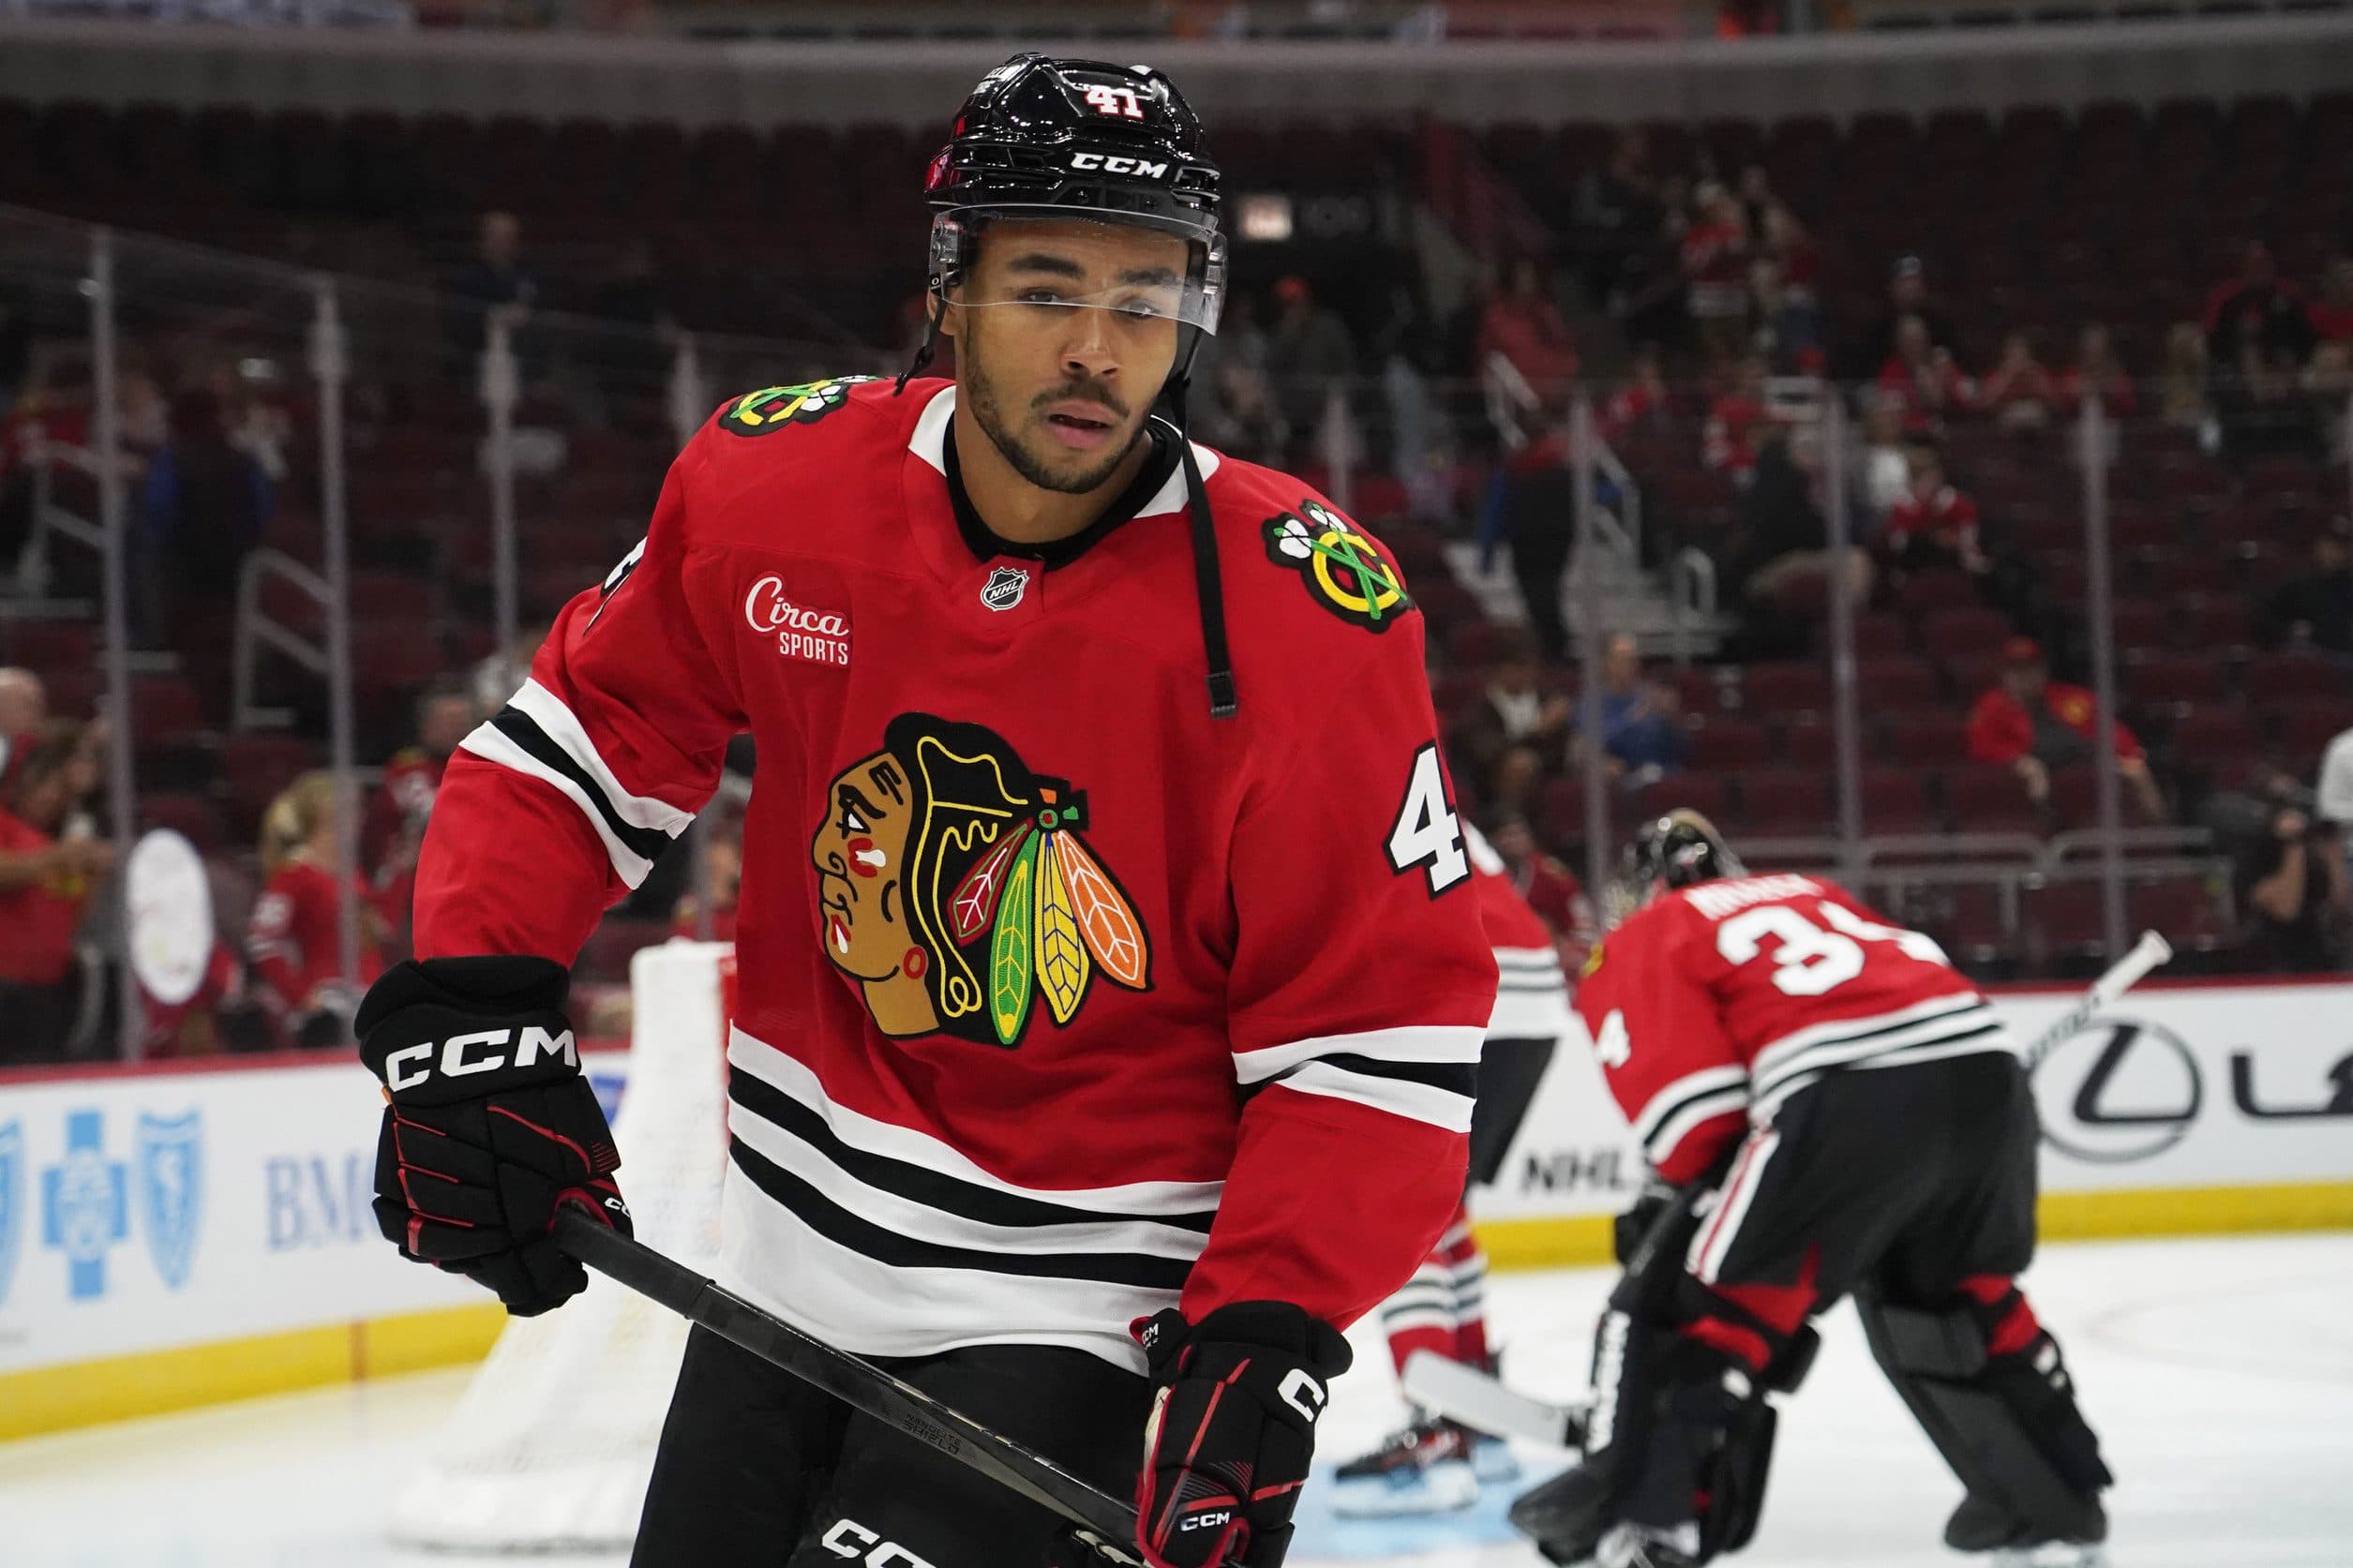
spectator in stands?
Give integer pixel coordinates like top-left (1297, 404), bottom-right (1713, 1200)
top-left (247, 770), bottom-right (389, 1049)
top-left (1601, 344), bottom-right (1673, 445)
top-left (2156, 321), bottom-right (2213, 435)
top-left (141, 386), bottom-right (272, 647)
top-left (1855, 391), bottom-right (1912, 527)
top-left (1881, 441), bottom-right (1988, 580)
top-left (1484, 812), bottom-right (1597, 973)
top-left (1266, 274), bottom-right (1356, 465)
top-left (1193, 292), bottom-right (1287, 467)
top-left (1856, 255), bottom-right (1957, 377)
top-left (1567, 128), bottom-right (1663, 319)
top-left (0, 720), bottom-right (112, 1064)
top-left (1573, 631), bottom-right (1686, 787)
top-left (1703, 353), bottom-right (1776, 483)
top-left (2232, 773), bottom-right (2347, 973)
top-left (2203, 240), bottom-right (2316, 370)
top-left (1448, 633), bottom-right (1567, 822)
top-left (2258, 515), bottom-right (2353, 657)
top-left (1876, 313), bottom-right (1975, 432)
top-left (446, 209), bottom-right (538, 366)
top-left (2217, 333), bottom-right (2325, 466)
top-left (364, 680), bottom-right (483, 947)
top-left (2056, 322), bottom-right (2138, 419)
top-left (1758, 203), bottom-right (1821, 356)
top-left (2317, 723), bottom-right (2353, 878)
top-left (1978, 331), bottom-right (2060, 431)
top-left (1728, 429), bottom-right (1870, 658)
top-left (1498, 419), bottom-right (1578, 663)
top-left (1681, 182), bottom-right (1752, 367)
top-left (1965, 637), bottom-right (2166, 822)
top-left (0, 665), bottom-right (43, 736)
top-left (2311, 254), bottom-right (2353, 345)
top-left (1479, 257), bottom-right (1579, 411)
top-left (672, 814), bottom-right (743, 943)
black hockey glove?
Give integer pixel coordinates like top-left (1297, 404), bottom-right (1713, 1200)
top-left (1614, 1176), bottom-right (1679, 1266)
top-left (1132, 1302), bottom-right (1353, 1568)
top-left (358, 956), bottom-right (629, 1318)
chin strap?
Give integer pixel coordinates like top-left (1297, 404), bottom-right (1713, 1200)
top-left (1162, 375), bottom-right (1237, 720)
top-left (894, 296), bottom-right (943, 396)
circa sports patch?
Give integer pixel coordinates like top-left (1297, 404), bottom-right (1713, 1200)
top-left (718, 377), bottom-right (880, 436)
top-left (1261, 499), bottom-right (1412, 632)
top-left (811, 713), bottom-right (1152, 1049)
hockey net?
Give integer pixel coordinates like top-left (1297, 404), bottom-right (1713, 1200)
top-left (387, 940), bottom-right (733, 1554)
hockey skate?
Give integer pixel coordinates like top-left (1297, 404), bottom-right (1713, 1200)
top-left (1946, 1492), bottom-right (2112, 1567)
top-left (1592, 1519), bottom-right (1703, 1568)
top-left (1328, 1415), bottom-right (1479, 1517)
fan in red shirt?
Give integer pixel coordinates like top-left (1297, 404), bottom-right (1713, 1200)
top-left (0, 721), bottom-right (113, 1064)
top-left (1876, 313), bottom-right (1976, 431)
top-left (1510, 812), bottom-right (2111, 1568)
top-left (1977, 332), bottom-right (2061, 431)
top-left (1965, 637), bottom-right (2166, 821)
top-left (2054, 322), bottom-right (2139, 419)
top-left (1881, 442), bottom-right (1988, 578)
top-left (1702, 355), bottom-right (1776, 482)
top-left (1680, 184), bottom-right (1751, 366)
top-left (1601, 345), bottom-right (1672, 446)
top-left (362, 682), bottom-right (483, 946)
top-left (247, 770), bottom-right (391, 1048)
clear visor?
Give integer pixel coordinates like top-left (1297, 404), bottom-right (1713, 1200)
top-left (930, 205), bottom-right (1225, 336)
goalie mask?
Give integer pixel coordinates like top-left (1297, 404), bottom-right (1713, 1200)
top-left (1613, 809), bottom-right (1746, 921)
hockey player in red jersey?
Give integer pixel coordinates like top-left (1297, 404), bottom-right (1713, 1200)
top-left (1332, 819), bottom-right (1574, 1516)
top-left (1512, 812), bottom-right (2109, 1568)
top-left (354, 52), bottom-right (1496, 1568)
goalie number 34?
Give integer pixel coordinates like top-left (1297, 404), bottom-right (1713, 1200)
top-left (1386, 742), bottom-right (1469, 896)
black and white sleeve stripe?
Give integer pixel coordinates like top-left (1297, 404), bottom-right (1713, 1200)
top-left (456, 678), bottom-right (695, 888)
top-left (1234, 1024), bottom-right (1484, 1132)
top-left (1628, 1063), bottom-right (1752, 1170)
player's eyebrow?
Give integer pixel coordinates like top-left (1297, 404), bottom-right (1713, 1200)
top-left (1117, 265), bottom-right (1180, 288)
top-left (1001, 252), bottom-right (1090, 279)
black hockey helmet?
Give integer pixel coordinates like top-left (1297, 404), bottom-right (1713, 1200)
top-left (1618, 809), bottom-right (1746, 915)
top-left (909, 53), bottom-right (1226, 371)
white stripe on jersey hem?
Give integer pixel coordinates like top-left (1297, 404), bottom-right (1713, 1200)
top-left (728, 1090), bottom-right (1208, 1262)
top-left (506, 679), bottom-right (697, 835)
top-left (728, 1027), bottom-right (1226, 1217)
top-left (1750, 1008), bottom-right (2004, 1104)
top-left (458, 722), bottom-right (658, 888)
top-left (1644, 1086), bottom-right (1751, 1169)
top-left (1629, 1064), bottom-right (1751, 1145)
top-left (1487, 990), bottom-right (1575, 1039)
top-left (1275, 1059), bottom-right (1477, 1132)
top-left (1748, 991), bottom-right (1986, 1082)
top-left (1232, 1023), bottom-right (1484, 1085)
top-left (1493, 945), bottom-right (1566, 970)
top-left (715, 1166), bottom-right (1163, 1374)
top-left (1379, 1307), bottom-right (1458, 1337)
top-left (907, 384), bottom-right (1220, 508)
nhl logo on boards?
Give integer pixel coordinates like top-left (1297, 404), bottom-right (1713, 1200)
top-left (980, 565), bottom-right (1031, 612)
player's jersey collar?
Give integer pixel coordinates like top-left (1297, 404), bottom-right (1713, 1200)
top-left (906, 384), bottom-right (1219, 571)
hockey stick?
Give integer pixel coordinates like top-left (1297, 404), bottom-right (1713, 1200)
top-left (1405, 933), bottom-right (2176, 1453)
top-left (550, 1204), bottom-right (1206, 1568)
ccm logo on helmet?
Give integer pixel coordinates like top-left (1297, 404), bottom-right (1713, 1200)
top-left (383, 1027), bottom-right (577, 1091)
top-left (820, 1518), bottom-right (937, 1568)
top-left (1069, 151), bottom-right (1172, 180)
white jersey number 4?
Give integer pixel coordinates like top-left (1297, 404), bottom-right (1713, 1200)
top-left (1715, 899), bottom-right (1950, 997)
top-left (1386, 743), bottom-right (1469, 896)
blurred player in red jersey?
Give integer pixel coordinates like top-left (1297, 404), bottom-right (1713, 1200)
top-left (247, 771), bottom-right (392, 1047)
top-left (1511, 812), bottom-right (2109, 1568)
top-left (1332, 820), bottom-right (1576, 1517)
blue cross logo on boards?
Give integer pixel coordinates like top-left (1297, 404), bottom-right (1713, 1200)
top-left (137, 1111), bottom-right (203, 1291)
top-left (40, 1110), bottom-right (127, 1300)
top-left (0, 1119), bottom-right (22, 1307)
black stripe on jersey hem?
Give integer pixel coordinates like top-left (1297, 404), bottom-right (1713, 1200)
top-left (1753, 1022), bottom-right (2006, 1101)
top-left (729, 1067), bottom-right (1217, 1237)
top-left (487, 707), bottom-right (677, 867)
top-left (1760, 999), bottom-right (1986, 1066)
top-left (728, 1137), bottom-right (1197, 1291)
top-left (1287, 1052), bottom-right (1479, 1098)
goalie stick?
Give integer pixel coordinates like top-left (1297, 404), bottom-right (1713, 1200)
top-left (1402, 931), bottom-right (2175, 1452)
top-left (550, 1205), bottom-right (1229, 1568)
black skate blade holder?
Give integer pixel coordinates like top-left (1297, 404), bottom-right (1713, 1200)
top-left (553, 1203), bottom-right (1239, 1568)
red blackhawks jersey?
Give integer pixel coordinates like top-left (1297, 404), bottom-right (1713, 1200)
top-left (412, 376), bottom-right (1498, 1371)
top-left (1464, 822), bottom-right (1573, 1041)
top-left (1575, 872), bottom-right (2010, 1185)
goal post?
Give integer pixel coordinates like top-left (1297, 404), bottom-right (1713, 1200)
top-left (387, 939), bottom-right (733, 1554)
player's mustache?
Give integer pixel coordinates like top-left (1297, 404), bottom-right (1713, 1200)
top-left (1032, 381), bottom-right (1130, 421)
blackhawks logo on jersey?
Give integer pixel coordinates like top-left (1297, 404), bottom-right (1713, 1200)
top-left (719, 377), bottom-right (878, 437)
top-left (812, 713), bottom-right (1152, 1047)
top-left (1261, 499), bottom-right (1411, 632)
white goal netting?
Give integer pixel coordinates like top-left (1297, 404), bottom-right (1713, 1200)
top-left (387, 940), bottom-right (732, 1554)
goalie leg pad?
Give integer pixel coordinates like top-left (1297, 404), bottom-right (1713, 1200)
top-left (1857, 1292), bottom-right (2111, 1547)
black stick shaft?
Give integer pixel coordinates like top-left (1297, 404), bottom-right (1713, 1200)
top-left (551, 1206), bottom-right (1161, 1561)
